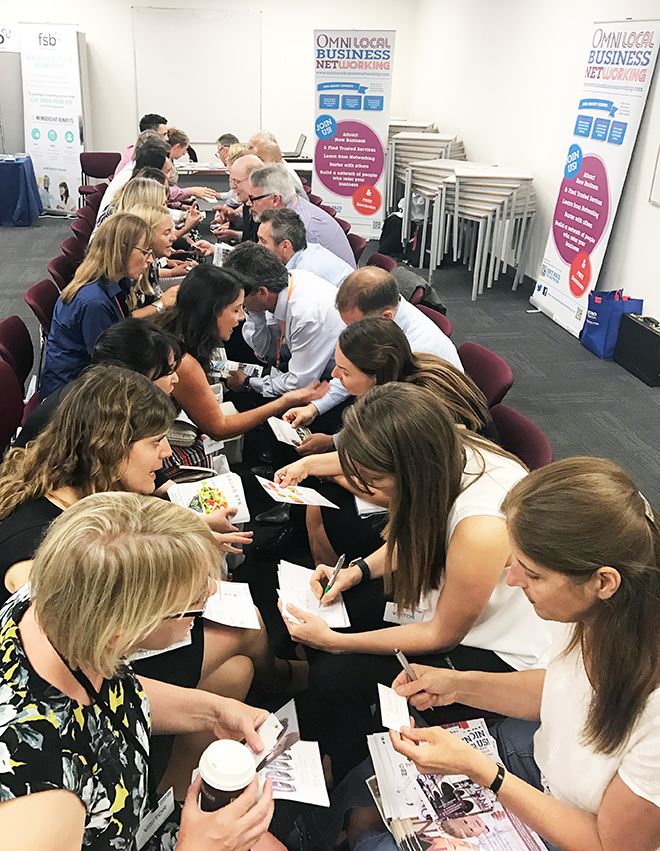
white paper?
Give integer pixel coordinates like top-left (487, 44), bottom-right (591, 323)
top-left (256, 475), bottom-right (339, 508)
top-left (249, 714), bottom-right (284, 766)
top-left (129, 632), bottom-right (192, 662)
top-left (264, 740), bottom-right (329, 807)
top-left (203, 582), bottom-right (260, 630)
top-left (267, 417), bottom-right (312, 447)
top-left (168, 473), bottom-right (250, 524)
top-left (355, 495), bottom-right (388, 517)
top-left (378, 683), bottom-right (410, 732)
top-left (277, 560), bottom-right (350, 628)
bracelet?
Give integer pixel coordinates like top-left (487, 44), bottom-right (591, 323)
top-left (349, 557), bottom-right (371, 584)
top-left (488, 762), bottom-right (506, 797)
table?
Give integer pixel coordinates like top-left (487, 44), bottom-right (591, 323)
top-left (0, 155), bottom-right (43, 227)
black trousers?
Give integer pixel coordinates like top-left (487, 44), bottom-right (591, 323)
top-left (298, 578), bottom-right (514, 784)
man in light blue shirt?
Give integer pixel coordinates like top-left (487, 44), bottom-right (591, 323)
top-left (258, 209), bottom-right (354, 287)
top-left (288, 266), bottom-right (463, 427)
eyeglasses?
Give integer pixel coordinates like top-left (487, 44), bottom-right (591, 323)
top-left (248, 193), bottom-right (273, 204)
top-left (133, 246), bottom-right (155, 259)
top-left (166, 607), bottom-right (206, 620)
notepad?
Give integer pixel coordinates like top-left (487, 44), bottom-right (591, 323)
top-left (378, 683), bottom-right (410, 732)
top-left (278, 560), bottom-right (350, 628)
top-left (203, 582), bottom-right (260, 630)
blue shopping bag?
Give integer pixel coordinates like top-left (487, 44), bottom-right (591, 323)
top-left (580, 289), bottom-right (644, 360)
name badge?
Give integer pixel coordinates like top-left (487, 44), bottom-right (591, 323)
top-left (136, 787), bottom-right (175, 850)
top-left (383, 602), bottom-right (427, 625)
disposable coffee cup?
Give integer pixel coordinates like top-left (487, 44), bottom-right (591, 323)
top-left (198, 739), bottom-right (256, 812)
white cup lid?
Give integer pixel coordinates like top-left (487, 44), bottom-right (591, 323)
top-left (198, 739), bottom-right (256, 791)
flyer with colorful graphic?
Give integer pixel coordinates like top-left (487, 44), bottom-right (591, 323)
top-left (532, 20), bottom-right (659, 337)
top-left (313, 29), bottom-right (395, 237)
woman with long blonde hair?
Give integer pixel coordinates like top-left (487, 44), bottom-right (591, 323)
top-left (124, 203), bottom-right (180, 315)
top-left (40, 213), bottom-right (153, 396)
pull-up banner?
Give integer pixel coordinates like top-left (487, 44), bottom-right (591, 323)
top-left (313, 29), bottom-right (395, 238)
top-left (532, 19), bottom-right (659, 337)
top-left (20, 22), bottom-right (83, 212)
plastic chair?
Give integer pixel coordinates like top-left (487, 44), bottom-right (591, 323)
top-left (335, 217), bottom-right (351, 234)
top-left (71, 218), bottom-right (93, 245)
top-left (320, 204), bottom-right (337, 218)
top-left (458, 342), bottom-right (513, 407)
top-left (79, 152), bottom-right (121, 199)
top-left (416, 303), bottom-right (453, 338)
top-left (490, 404), bottom-right (553, 470)
top-left (308, 193), bottom-right (323, 206)
top-left (0, 316), bottom-right (40, 420)
top-left (410, 285), bottom-right (425, 305)
top-left (347, 233), bottom-right (366, 264)
top-left (48, 255), bottom-right (75, 289)
top-left (61, 235), bottom-right (85, 265)
top-left (0, 361), bottom-right (25, 457)
top-left (366, 253), bottom-right (397, 273)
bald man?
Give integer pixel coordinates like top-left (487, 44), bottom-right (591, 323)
top-left (212, 153), bottom-right (264, 243)
top-left (250, 135), bottom-right (306, 197)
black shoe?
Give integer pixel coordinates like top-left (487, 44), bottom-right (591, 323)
top-left (255, 504), bottom-right (291, 525)
top-left (250, 464), bottom-right (275, 479)
top-left (250, 523), bottom-right (295, 556)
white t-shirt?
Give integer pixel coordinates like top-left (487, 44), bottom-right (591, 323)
top-left (535, 627), bottom-right (660, 815)
top-left (419, 444), bottom-right (552, 671)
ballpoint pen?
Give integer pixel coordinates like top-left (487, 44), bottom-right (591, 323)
top-left (319, 553), bottom-right (345, 605)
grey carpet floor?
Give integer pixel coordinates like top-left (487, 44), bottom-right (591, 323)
top-left (1, 217), bottom-right (658, 503)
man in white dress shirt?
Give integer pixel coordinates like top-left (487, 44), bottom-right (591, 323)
top-left (246, 165), bottom-right (356, 269)
top-left (258, 209), bottom-right (354, 287)
top-left (223, 243), bottom-right (345, 398)
top-left (288, 266), bottom-right (463, 429)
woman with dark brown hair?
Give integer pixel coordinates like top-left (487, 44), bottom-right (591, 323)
top-left (391, 457), bottom-right (660, 851)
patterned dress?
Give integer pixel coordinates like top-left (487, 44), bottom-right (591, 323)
top-left (0, 589), bottom-right (179, 849)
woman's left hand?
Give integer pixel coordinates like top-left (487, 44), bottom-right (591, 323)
top-left (160, 285), bottom-right (179, 308)
top-left (278, 601), bottom-right (338, 651)
top-left (212, 529), bottom-right (254, 554)
top-left (212, 697), bottom-right (270, 753)
top-left (205, 506), bottom-right (241, 533)
top-left (389, 724), bottom-right (493, 782)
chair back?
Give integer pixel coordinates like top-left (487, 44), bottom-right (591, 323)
top-left (0, 361), bottom-right (25, 457)
top-left (47, 255), bottom-right (75, 289)
top-left (458, 341), bottom-right (513, 407)
top-left (0, 316), bottom-right (34, 386)
top-left (416, 303), bottom-right (453, 338)
top-left (84, 186), bottom-right (106, 213)
top-left (410, 285), bottom-right (425, 305)
top-left (347, 233), bottom-right (366, 264)
top-left (71, 218), bottom-right (93, 245)
top-left (24, 279), bottom-right (61, 334)
top-left (319, 204), bottom-right (337, 218)
top-left (490, 404), bottom-right (553, 470)
top-left (366, 252), bottom-right (397, 273)
top-left (80, 152), bottom-right (121, 181)
top-left (308, 193), bottom-right (323, 206)
top-left (76, 205), bottom-right (97, 227)
top-left (335, 217), bottom-right (351, 234)
top-left (61, 235), bottom-right (85, 265)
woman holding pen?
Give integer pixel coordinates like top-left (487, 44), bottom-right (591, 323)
top-left (389, 457), bottom-right (660, 851)
top-left (276, 383), bottom-right (551, 781)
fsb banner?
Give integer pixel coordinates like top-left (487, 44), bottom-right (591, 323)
top-left (313, 29), bottom-right (395, 237)
top-left (20, 23), bottom-right (84, 212)
top-left (532, 20), bottom-right (659, 337)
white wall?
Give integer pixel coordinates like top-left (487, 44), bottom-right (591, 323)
top-left (17, 0), bottom-right (417, 155)
top-left (409, 0), bottom-right (660, 317)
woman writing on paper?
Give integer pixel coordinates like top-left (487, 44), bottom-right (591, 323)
top-left (276, 383), bottom-right (550, 781)
top-left (389, 458), bottom-right (660, 851)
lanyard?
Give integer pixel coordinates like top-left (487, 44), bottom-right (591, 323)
top-left (114, 294), bottom-right (128, 319)
top-left (275, 275), bottom-right (294, 369)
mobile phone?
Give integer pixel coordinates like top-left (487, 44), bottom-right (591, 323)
top-left (394, 648), bottom-right (417, 681)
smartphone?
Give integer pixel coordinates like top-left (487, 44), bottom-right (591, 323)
top-left (394, 648), bottom-right (417, 681)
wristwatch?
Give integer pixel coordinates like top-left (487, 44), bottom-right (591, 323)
top-left (153, 299), bottom-right (164, 312)
top-left (349, 557), bottom-right (371, 584)
top-left (488, 762), bottom-right (506, 796)
top-left (241, 373), bottom-right (252, 391)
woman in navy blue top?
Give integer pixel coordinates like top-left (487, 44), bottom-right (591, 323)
top-left (40, 213), bottom-right (153, 396)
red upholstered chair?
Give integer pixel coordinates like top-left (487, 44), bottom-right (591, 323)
top-left (320, 204), bottom-right (337, 217)
top-left (458, 342), bottom-right (514, 407)
top-left (71, 217), bottom-right (93, 245)
top-left (308, 193), bottom-right (323, 206)
top-left (84, 185), bottom-right (106, 213)
top-left (48, 255), bottom-right (75, 289)
top-left (335, 217), bottom-right (351, 234)
top-left (366, 252), bottom-right (397, 273)
top-left (24, 279), bottom-right (60, 333)
top-left (0, 361), bottom-right (25, 457)
top-left (76, 205), bottom-right (97, 228)
top-left (490, 404), bottom-right (553, 470)
top-left (416, 303), bottom-right (453, 338)
top-left (410, 285), bottom-right (425, 305)
top-left (79, 151), bottom-right (121, 199)
top-left (0, 316), bottom-right (39, 421)
top-left (61, 235), bottom-right (85, 265)
top-left (347, 233), bottom-right (367, 264)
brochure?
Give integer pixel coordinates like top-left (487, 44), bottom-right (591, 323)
top-left (168, 472), bottom-right (250, 524)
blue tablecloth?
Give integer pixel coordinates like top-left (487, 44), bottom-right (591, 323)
top-left (0, 156), bottom-right (43, 227)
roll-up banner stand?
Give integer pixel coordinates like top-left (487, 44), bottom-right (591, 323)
top-left (532, 19), bottom-right (659, 337)
top-left (19, 22), bottom-right (84, 212)
top-left (313, 29), bottom-right (395, 238)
